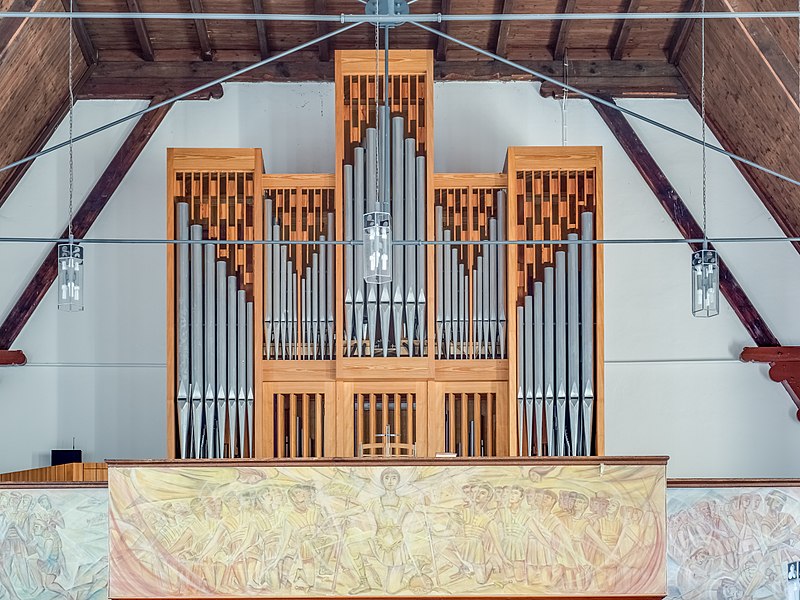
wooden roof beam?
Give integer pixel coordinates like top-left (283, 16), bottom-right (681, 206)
top-left (0, 350), bottom-right (27, 366)
top-left (612, 0), bottom-right (641, 61)
top-left (188, 0), bottom-right (214, 61)
top-left (593, 96), bottom-right (779, 348)
top-left (668, 0), bottom-right (699, 65)
top-left (125, 0), bottom-right (154, 61)
top-left (0, 98), bottom-right (172, 350)
top-left (553, 0), bottom-right (577, 62)
top-left (741, 347), bottom-right (800, 420)
top-left (315, 0), bottom-right (330, 62)
top-left (495, 0), bottom-right (515, 58)
top-left (435, 0), bottom-right (451, 63)
top-left (60, 0), bottom-right (97, 66)
top-left (252, 0), bottom-right (269, 60)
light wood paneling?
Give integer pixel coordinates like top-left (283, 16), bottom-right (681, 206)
top-left (0, 463), bottom-right (107, 483)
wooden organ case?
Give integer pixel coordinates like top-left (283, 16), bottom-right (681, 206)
top-left (166, 51), bottom-right (604, 461)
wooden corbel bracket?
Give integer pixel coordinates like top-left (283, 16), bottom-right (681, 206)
top-left (741, 347), bottom-right (800, 421)
top-left (0, 350), bottom-right (27, 366)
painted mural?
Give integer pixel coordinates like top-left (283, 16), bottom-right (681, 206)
top-left (108, 464), bottom-right (665, 598)
top-left (667, 487), bottom-right (800, 599)
top-left (0, 487), bottom-right (108, 600)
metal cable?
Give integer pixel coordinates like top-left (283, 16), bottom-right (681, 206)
top-left (701, 0), bottom-right (707, 250)
top-left (374, 1), bottom-right (380, 211)
top-left (411, 21), bottom-right (800, 189)
top-left (4, 11), bottom-right (800, 22)
top-left (0, 22), bottom-right (362, 176)
top-left (67, 0), bottom-right (74, 242)
top-left (1, 236), bottom-right (799, 247)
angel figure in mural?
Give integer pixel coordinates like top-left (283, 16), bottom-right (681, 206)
top-left (281, 484), bottom-right (336, 592)
top-left (346, 467), bottom-right (425, 595)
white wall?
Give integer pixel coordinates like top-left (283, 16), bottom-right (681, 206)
top-left (1, 81), bottom-right (798, 477)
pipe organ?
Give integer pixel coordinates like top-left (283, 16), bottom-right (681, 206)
top-left (166, 51), bottom-right (603, 460)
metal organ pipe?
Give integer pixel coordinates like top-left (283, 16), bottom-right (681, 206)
top-left (543, 266), bottom-right (555, 456)
top-left (237, 289), bottom-right (247, 457)
top-left (567, 232), bottom-right (580, 456)
top-left (226, 274), bottom-right (237, 457)
top-left (176, 202), bottom-right (190, 460)
top-left (581, 212), bottom-right (595, 456)
top-left (404, 137), bottom-right (417, 357)
top-left (203, 244), bottom-right (216, 458)
top-left (246, 301), bottom-right (254, 457)
top-left (189, 224), bottom-right (204, 459)
top-left (344, 165), bottom-right (354, 357)
top-left (215, 260), bottom-right (227, 458)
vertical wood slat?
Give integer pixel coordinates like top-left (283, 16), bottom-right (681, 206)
top-left (277, 394), bottom-right (285, 457)
top-left (486, 392), bottom-right (494, 455)
top-left (289, 393), bottom-right (297, 458)
top-left (302, 394), bottom-right (310, 457)
top-left (315, 394), bottom-right (323, 458)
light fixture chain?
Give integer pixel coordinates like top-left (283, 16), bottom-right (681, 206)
top-left (374, 0), bottom-right (380, 212)
top-left (68, 0), bottom-right (74, 242)
top-left (561, 49), bottom-right (568, 146)
top-left (701, 0), bottom-right (707, 250)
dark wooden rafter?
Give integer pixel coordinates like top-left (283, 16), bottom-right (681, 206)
top-left (612, 0), bottom-right (641, 61)
top-left (60, 0), bottom-right (98, 66)
top-left (592, 96), bottom-right (779, 348)
top-left (125, 0), bottom-right (154, 61)
top-left (0, 98), bottom-right (172, 350)
top-left (741, 348), bottom-right (800, 420)
top-left (0, 64), bottom-right (95, 210)
top-left (314, 0), bottom-right (330, 62)
top-left (188, 0), bottom-right (214, 61)
top-left (435, 0), bottom-right (451, 63)
top-left (252, 0), bottom-right (269, 60)
top-left (0, 0), bottom-right (39, 55)
top-left (494, 0), bottom-right (515, 58)
top-left (668, 0), bottom-right (699, 65)
top-left (0, 350), bottom-right (27, 366)
top-left (553, 0), bottom-right (577, 62)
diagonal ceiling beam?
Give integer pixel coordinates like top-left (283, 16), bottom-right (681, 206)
top-left (435, 0), bottom-right (451, 63)
top-left (0, 98), bottom-right (172, 350)
top-left (188, 0), bottom-right (213, 61)
top-left (592, 96), bottom-right (779, 348)
top-left (252, 0), bottom-right (269, 60)
top-left (314, 0), bottom-right (330, 62)
top-left (60, 0), bottom-right (97, 65)
top-left (0, 64), bottom-right (94, 210)
top-left (668, 0), bottom-right (699, 64)
top-left (125, 0), bottom-right (154, 61)
top-left (495, 0), bottom-right (515, 58)
top-left (612, 0), bottom-right (641, 60)
top-left (553, 0), bottom-right (577, 61)
top-left (0, 350), bottom-right (27, 366)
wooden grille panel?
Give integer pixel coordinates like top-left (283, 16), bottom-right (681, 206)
top-left (272, 392), bottom-right (328, 459)
top-left (354, 392), bottom-right (417, 457)
top-left (434, 179), bottom-right (507, 359)
top-left (513, 168), bottom-right (595, 300)
top-left (444, 392), bottom-right (497, 457)
top-left (173, 171), bottom-right (256, 293)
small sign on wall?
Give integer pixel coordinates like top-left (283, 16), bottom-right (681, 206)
top-left (788, 561), bottom-right (799, 600)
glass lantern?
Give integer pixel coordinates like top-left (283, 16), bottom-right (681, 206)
top-left (58, 241), bottom-right (84, 312)
top-left (691, 248), bottom-right (719, 318)
top-left (363, 211), bottom-right (392, 284)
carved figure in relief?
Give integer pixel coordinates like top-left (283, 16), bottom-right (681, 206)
top-left (282, 485), bottom-right (335, 591)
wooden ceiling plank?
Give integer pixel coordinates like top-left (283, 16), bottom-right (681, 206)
top-left (494, 0), bottom-right (514, 58)
top-left (435, 0), bottom-right (451, 63)
top-left (593, 96), bottom-right (779, 348)
top-left (188, 0), bottom-right (214, 61)
top-left (0, 0), bottom-right (43, 55)
top-left (0, 64), bottom-right (94, 210)
top-left (60, 0), bottom-right (97, 66)
top-left (612, 0), bottom-right (642, 61)
top-left (553, 0), bottom-right (577, 62)
top-left (0, 98), bottom-right (173, 351)
top-left (252, 0), bottom-right (270, 60)
top-left (668, 0), bottom-right (699, 65)
top-left (315, 0), bottom-right (330, 62)
top-left (125, 0), bottom-right (154, 62)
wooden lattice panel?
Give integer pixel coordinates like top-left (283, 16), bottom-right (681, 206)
top-left (512, 168), bottom-right (596, 299)
top-left (173, 171), bottom-right (256, 293)
top-left (443, 391), bottom-right (497, 457)
top-left (354, 391), bottom-right (418, 457)
top-left (261, 382), bottom-right (336, 459)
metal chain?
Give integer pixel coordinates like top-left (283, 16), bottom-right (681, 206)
top-left (374, 1), bottom-right (380, 211)
top-left (561, 49), bottom-right (569, 146)
top-left (701, 0), bottom-right (707, 250)
top-left (68, 0), bottom-right (74, 242)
